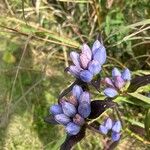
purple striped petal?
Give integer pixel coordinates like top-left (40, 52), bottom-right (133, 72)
top-left (68, 65), bottom-right (82, 78)
top-left (81, 44), bottom-right (92, 60)
top-left (114, 76), bottom-right (125, 89)
top-left (66, 122), bottom-right (81, 135)
top-left (111, 132), bottom-right (121, 141)
top-left (72, 85), bottom-right (83, 99)
top-left (73, 114), bottom-right (85, 126)
top-left (88, 60), bottom-right (101, 75)
top-left (92, 40), bottom-right (106, 65)
top-left (79, 91), bottom-right (91, 104)
top-left (49, 104), bottom-right (63, 115)
top-left (112, 68), bottom-right (121, 77)
top-left (122, 68), bottom-right (131, 81)
top-left (105, 118), bottom-right (113, 130)
top-left (99, 125), bottom-right (108, 135)
top-left (112, 121), bottom-right (122, 133)
top-left (103, 77), bottom-right (114, 87)
top-left (70, 51), bottom-right (81, 67)
top-left (55, 114), bottom-right (71, 125)
top-left (80, 53), bottom-right (91, 69)
top-left (104, 88), bottom-right (118, 98)
top-left (80, 70), bottom-right (93, 83)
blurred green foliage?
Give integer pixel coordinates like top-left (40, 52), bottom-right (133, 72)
top-left (0, 0), bottom-right (150, 149)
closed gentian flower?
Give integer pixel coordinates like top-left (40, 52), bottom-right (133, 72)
top-left (69, 96), bottom-right (78, 106)
top-left (112, 121), bottom-right (122, 133)
top-left (114, 76), bottom-right (125, 89)
top-left (99, 125), bottom-right (108, 135)
top-left (72, 85), bottom-right (83, 99)
top-left (78, 101), bottom-right (91, 118)
top-left (104, 88), bottom-right (118, 98)
top-left (66, 122), bottom-right (81, 135)
top-left (55, 114), bottom-right (71, 125)
top-left (103, 77), bottom-right (114, 87)
top-left (49, 104), bottom-right (63, 115)
top-left (79, 91), bottom-right (90, 104)
top-left (67, 40), bottom-right (106, 82)
top-left (122, 68), bottom-right (131, 81)
top-left (61, 101), bottom-right (76, 117)
top-left (105, 118), bottom-right (113, 130)
top-left (111, 132), bottom-right (121, 141)
top-left (73, 114), bottom-right (85, 126)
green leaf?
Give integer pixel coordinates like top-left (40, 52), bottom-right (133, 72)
top-left (144, 109), bottom-right (150, 140)
top-left (128, 93), bottom-right (150, 105)
top-left (2, 51), bottom-right (16, 64)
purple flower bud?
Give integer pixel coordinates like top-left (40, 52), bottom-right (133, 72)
top-left (73, 114), bottom-right (85, 126)
top-left (99, 125), bottom-right (108, 135)
top-left (112, 121), bottom-right (122, 133)
top-left (105, 118), bottom-right (113, 130)
top-left (66, 122), bottom-right (81, 135)
top-left (80, 53), bottom-right (91, 69)
top-left (49, 104), bottom-right (63, 115)
top-left (72, 85), bottom-right (83, 99)
top-left (61, 101), bottom-right (76, 117)
top-left (78, 101), bottom-right (91, 118)
top-left (122, 68), bottom-right (131, 81)
top-left (104, 88), bottom-right (118, 98)
top-left (88, 60), bottom-right (101, 75)
top-left (81, 44), bottom-right (92, 60)
top-left (112, 68), bottom-right (121, 77)
top-left (55, 114), bottom-right (71, 125)
top-left (79, 91), bottom-right (91, 104)
top-left (70, 51), bottom-right (81, 67)
top-left (80, 70), bottom-right (93, 83)
top-left (92, 40), bottom-right (106, 65)
top-left (114, 76), bottom-right (125, 89)
top-left (68, 65), bottom-right (82, 78)
top-left (111, 132), bottom-right (121, 141)
top-left (102, 77), bottom-right (114, 87)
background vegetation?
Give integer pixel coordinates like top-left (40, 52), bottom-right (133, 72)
top-left (0, 0), bottom-right (150, 149)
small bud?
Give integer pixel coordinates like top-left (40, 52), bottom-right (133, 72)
top-left (70, 51), bottom-right (80, 67)
top-left (72, 85), bottom-right (83, 99)
top-left (55, 114), bottom-right (71, 125)
top-left (49, 104), bottom-right (63, 115)
top-left (114, 76), bottom-right (125, 89)
top-left (104, 88), bottom-right (118, 98)
top-left (112, 68), bottom-right (121, 77)
top-left (88, 60), bottom-right (101, 75)
top-left (79, 91), bottom-right (91, 104)
top-left (73, 114), bottom-right (85, 126)
top-left (66, 122), bottom-right (81, 135)
top-left (61, 101), bottom-right (77, 117)
top-left (102, 77), bottom-right (114, 87)
top-left (92, 40), bottom-right (106, 65)
top-left (78, 101), bottom-right (91, 118)
top-left (122, 68), bottom-right (131, 81)
top-left (111, 131), bottom-right (121, 141)
top-left (99, 125), bottom-right (108, 135)
top-left (69, 96), bottom-right (78, 106)
top-left (105, 118), bottom-right (113, 130)
top-left (112, 121), bottom-right (122, 133)
top-left (80, 70), bottom-right (93, 83)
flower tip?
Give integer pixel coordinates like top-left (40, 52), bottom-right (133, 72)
top-left (104, 88), bottom-right (118, 98)
top-left (66, 122), bottom-right (81, 135)
top-left (99, 125), bottom-right (108, 135)
top-left (122, 68), bottom-right (131, 81)
top-left (112, 68), bottom-right (121, 77)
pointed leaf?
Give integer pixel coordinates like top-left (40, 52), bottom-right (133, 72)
top-left (60, 126), bottom-right (86, 150)
top-left (88, 99), bottom-right (116, 119)
top-left (128, 75), bottom-right (150, 92)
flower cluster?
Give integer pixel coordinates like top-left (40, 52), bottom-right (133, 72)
top-left (49, 85), bottom-right (91, 135)
top-left (67, 40), bottom-right (106, 83)
top-left (99, 118), bottom-right (122, 141)
top-left (102, 68), bottom-right (131, 98)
